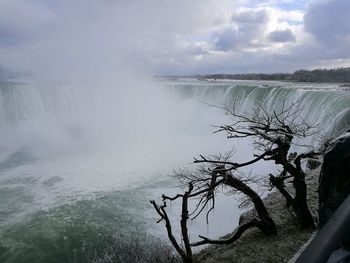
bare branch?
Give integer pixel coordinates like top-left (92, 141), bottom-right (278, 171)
top-left (150, 200), bottom-right (185, 258)
top-left (191, 218), bottom-right (268, 246)
top-left (151, 183), bottom-right (195, 263)
top-left (193, 151), bottom-right (272, 171)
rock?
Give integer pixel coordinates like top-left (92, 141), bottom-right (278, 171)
top-left (319, 132), bottom-right (350, 228)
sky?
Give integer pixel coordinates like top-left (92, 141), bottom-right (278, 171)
top-left (0, 0), bottom-right (349, 76)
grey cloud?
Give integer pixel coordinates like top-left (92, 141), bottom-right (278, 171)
top-left (304, 0), bottom-right (350, 45)
top-left (0, 29), bottom-right (20, 46)
top-left (231, 9), bottom-right (269, 24)
top-left (268, 29), bottom-right (296, 43)
top-left (0, 0), bottom-right (349, 76)
top-left (160, 39), bottom-right (350, 75)
top-left (213, 27), bottom-right (239, 51)
top-left (0, 0), bottom-right (226, 76)
top-left (231, 9), bottom-right (269, 41)
top-left (173, 50), bottom-right (297, 75)
top-left (0, 1), bottom-right (54, 46)
top-left (212, 9), bottom-right (269, 51)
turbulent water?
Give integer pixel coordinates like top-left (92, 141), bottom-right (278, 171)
top-left (0, 77), bottom-right (349, 262)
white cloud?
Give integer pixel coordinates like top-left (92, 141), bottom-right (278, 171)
top-left (0, 0), bottom-right (348, 75)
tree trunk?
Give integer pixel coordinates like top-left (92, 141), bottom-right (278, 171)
top-left (292, 171), bottom-right (315, 229)
top-left (180, 185), bottom-right (193, 263)
top-left (225, 175), bottom-right (277, 235)
top-left (285, 163), bottom-right (315, 229)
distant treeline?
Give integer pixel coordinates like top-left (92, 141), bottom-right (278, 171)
top-left (195, 67), bottom-right (350, 83)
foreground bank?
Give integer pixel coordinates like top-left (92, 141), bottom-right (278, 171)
top-left (194, 164), bottom-right (320, 263)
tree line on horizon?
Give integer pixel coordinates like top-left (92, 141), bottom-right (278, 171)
top-left (195, 67), bottom-right (350, 83)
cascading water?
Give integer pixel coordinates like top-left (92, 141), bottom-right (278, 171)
top-left (169, 79), bottom-right (350, 137)
top-left (1, 77), bottom-right (349, 262)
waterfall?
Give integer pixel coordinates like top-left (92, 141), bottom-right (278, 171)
top-left (168, 79), bottom-right (350, 136)
top-left (1, 78), bottom-right (349, 262)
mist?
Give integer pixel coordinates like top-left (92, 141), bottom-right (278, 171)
top-left (0, 0), bottom-right (228, 166)
top-left (0, 2), bottom-right (245, 222)
top-left (0, 0), bottom-right (227, 77)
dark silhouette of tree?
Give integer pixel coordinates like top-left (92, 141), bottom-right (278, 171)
top-left (151, 150), bottom-right (277, 262)
top-left (213, 100), bottom-right (319, 229)
top-left (151, 99), bottom-right (320, 262)
top-left (185, 163), bottom-right (277, 247)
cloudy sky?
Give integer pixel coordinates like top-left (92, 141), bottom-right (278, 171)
top-left (0, 0), bottom-right (349, 76)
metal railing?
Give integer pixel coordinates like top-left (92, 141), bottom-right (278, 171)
top-left (296, 194), bottom-right (350, 263)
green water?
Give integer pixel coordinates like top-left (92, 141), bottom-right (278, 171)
top-left (0, 185), bottom-right (160, 262)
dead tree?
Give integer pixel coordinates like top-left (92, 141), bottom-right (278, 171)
top-left (150, 183), bottom-right (194, 263)
top-left (190, 166), bottom-right (276, 246)
top-left (151, 99), bottom-right (318, 257)
top-left (163, 150), bottom-right (277, 247)
top-left (213, 100), bottom-right (319, 229)
top-left (151, 151), bottom-right (277, 256)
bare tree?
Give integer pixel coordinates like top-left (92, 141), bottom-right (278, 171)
top-left (213, 100), bottom-right (319, 229)
top-left (151, 151), bottom-right (277, 262)
top-left (151, 99), bottom-right (319, 261)
top-left (156, 149), bottom-right (277, 247)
